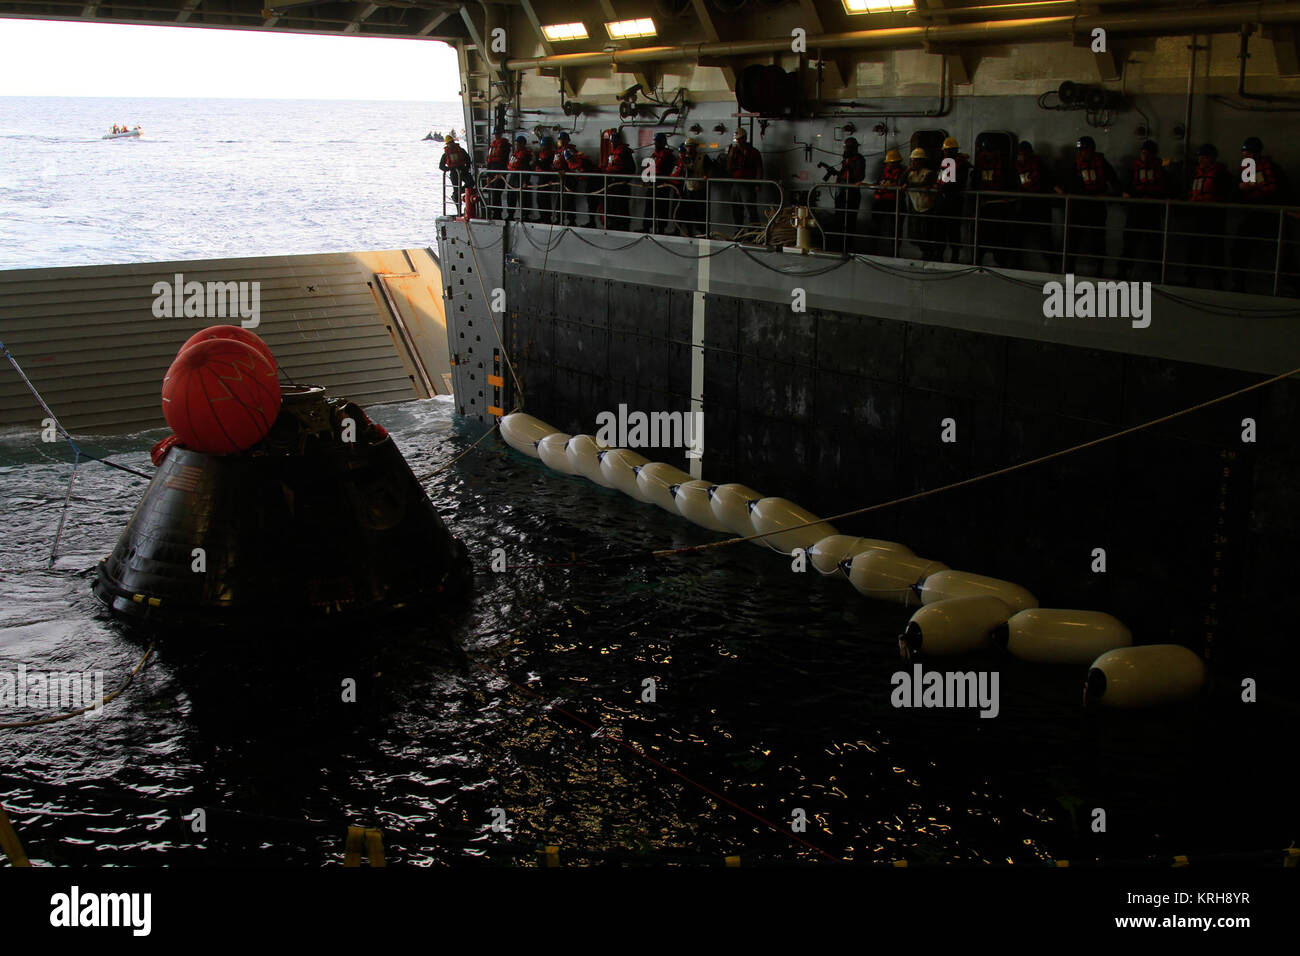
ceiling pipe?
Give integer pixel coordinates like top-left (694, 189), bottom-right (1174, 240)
top-left (1237, 24), bottom-right (1300, 103)
top-left (907, 0), bottom-right (1150, 20)
top-left (504, 2), bottom-right (1300, 71)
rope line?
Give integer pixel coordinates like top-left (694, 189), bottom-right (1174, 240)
top-left (47, 448), bottom-right (80, 568)
top-left (1, 340), bottom-right (152, 481)
top-left (0, 643), bottom-right (155, 730)
top-left (503, 225), bottom-right (1300, 316)
top-left (650, 364), bottom-right (1300, 558)
top-left (460, 364), bottom-right (1296, 566)
top-left (414, 417), bottom-right (511, 483)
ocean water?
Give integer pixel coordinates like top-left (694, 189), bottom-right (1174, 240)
top-left (0, 96), bottom-right (464, 270)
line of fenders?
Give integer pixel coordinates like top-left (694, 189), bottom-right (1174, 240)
top-left (498, 412), bottom-right (1212, 711)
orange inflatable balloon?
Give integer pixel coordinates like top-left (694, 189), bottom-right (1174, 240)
top-left (161, 338), bottom-right (282, 454)
top-left (178, 324), bottom-right (276, 370)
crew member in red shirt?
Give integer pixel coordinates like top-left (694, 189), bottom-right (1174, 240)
top-left (483, 126), bottom-right (510, 220)
top-left (725, 128), bottom-right (764, 235)
top-left (1055, 135), bottom-right (1119, 275)
top-left (563, 143), bottom-right (598, 228)
top-left (504, 135), bottom-right (534, 222)
top-left (1120, 140), bottom-right (1168, 280)
top-left (1232, 135), bottom-right (1286, 292)
top-left (647, 132), bottom-right (677, 234)
top-left (971, 134), bottom-right (1017, 268)
top-left (600, 129), bottom-right (635, 231)
top-left (1182, 143), bottom-right (1231, 288)
top-left (535, 135), bottom-right (557, 223)
top-left (551, 133), bottom-right (573, 224)
top-left (1013, 141), bottom-right (1055, 268)
top-left (868, 149), bottom-right (905, 257)
top-left (438, 134), bottom-right (471, 215)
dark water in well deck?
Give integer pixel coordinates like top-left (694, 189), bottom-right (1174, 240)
top-left (0, 397), bottom-right (1293, 866)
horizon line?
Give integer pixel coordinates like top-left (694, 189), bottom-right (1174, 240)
top-left (0, 93), bottom-right (461, 102)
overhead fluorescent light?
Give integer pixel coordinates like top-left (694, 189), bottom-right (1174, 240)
top-left (605, 17), bottom-right (657, 40)
top-left (542, 22), bottom-right (589, 41)
top-left (842, 0), bottom-right (914, 13)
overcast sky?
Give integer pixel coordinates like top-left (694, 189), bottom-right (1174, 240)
top-left (0, 18), bottom-right (462, 99)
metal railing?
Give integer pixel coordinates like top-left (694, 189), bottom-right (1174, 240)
top-left (439, 166), bottom-right (1300, 298)
top-left (806, 183), bottom-right (1300, 297)
top-left (446, 168), bottom-right (785, 241)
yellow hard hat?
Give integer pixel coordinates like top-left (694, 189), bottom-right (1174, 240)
top-left (885, 149), bottom-right (902, 163)
top-left (444, 134), bottom-right (455, 144)
top-left (910, 147), bottom-right (928, 160)
top-left (942, 136), bottom-right (959, 149)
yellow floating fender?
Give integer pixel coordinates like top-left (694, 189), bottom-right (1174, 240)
top-left (899, 596), bottom-right (1013, 660)
top-left (807, 535), bottom-right (913, 576)
top-left (636, 462), bottom-right (694, 514)
top-left (1085, 645), bottom-right (1208, 708)
top-left (599, 449), bottom-right (654, 502)
top-left (996, 608), bottom-right (1133, 664)
top-left (536, 432), bottom-right (577, 475)
top-left (565, 434), bottom-right (617, 488)
top-left (748, 498), bottom-right (838, 555)
top-left (847, 551), bottom-right (948, 606)
top-left (672, 480), bottom-right (732, 532)
top-left (499, 413), bottom-right (558, 458)
top-left (919, 569), bottom-right (1038, 613)
top-left (708, 483), bottom-right (766, 542)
